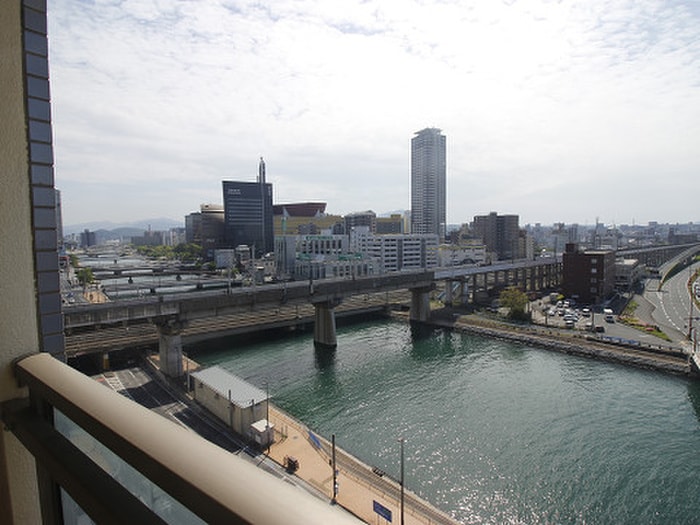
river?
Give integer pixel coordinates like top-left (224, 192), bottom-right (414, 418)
top-left (192, 318), bottom-right (700, 524)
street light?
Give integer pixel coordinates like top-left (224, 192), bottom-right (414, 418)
top-left (398, 437), bottom-right (405, 525)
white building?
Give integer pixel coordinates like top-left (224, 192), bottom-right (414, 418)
top-left (437, 244), bottom-right (488, 267)
top-left (275, 234), bottom-right (374, 280)
top-left (190, 366), bottom-right (273, 448)
top-left (350, 231), bottom-right (438, 274)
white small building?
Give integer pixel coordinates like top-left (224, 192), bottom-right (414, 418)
top-left (437, 244), bottom-right (488, 267)
top-left (615, 258), bottom-right (644, 292)
top-left (191, 366), bottom-right (273, 448)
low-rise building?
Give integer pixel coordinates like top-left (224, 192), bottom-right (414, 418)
top-left (190, 366), bottom-right (273, 448)
top-left (615, 258), bottom-right (645, 292)
top-left (438, 243), bottom-right (488, 267)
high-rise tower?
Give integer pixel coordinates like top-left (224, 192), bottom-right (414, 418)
top-left (223, 158), bottom-right (273, 257)
top-left (410, 128), bottom-right (446, 240)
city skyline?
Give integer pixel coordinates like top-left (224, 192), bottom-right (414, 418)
top-left (48, 1), bottom-right (700, 227)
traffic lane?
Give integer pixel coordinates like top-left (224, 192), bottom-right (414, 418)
top-left (646, 261), bottom-right (700, 340)
top-left (96, 367), bottom-right (245, 454)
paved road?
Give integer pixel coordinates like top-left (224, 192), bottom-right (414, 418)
top-left (95, 366), bottom-right (246, 453)
top-left (641, 261), bottom-right (700, 346)
top-left (93, 365), bottom-right (334, 501)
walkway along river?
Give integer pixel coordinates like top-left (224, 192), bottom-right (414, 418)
top-left (192, 316), bottom-right (700, 524)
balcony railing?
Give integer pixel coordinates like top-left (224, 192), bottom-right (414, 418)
top-left (1, 353), bottom-right (360, 524)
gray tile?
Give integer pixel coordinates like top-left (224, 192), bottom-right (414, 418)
top-left (34, 229), bottom-right (57, 251)
top-left (31, 164), bottom-right (53, 186)
top-left (32, 186), bottom-right (56, 207)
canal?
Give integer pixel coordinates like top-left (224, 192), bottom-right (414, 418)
top-left (192, 318), bottom-right (700, 524)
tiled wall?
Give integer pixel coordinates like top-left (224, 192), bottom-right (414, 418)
top-left (23, 0), bottom-right (65, 358)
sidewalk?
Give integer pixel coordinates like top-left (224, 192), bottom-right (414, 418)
top-left (266, 407), bottom-right (459, 525)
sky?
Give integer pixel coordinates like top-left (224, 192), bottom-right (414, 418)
top-left (48, 0), bottom-right (700, 228)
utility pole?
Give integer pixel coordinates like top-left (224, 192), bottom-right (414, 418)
top-left (398, 437), bottom-right (405, 525)
top-left (332, 434), bottom-right (338, 503)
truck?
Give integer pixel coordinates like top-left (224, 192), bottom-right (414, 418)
top-left (603, 308), bottom-right (614, 323)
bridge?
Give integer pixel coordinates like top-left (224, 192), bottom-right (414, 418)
top-left (435, 258), bottom-right (562, 305)
top-left (65, 271), bottom-right (437, 377)
top-left (64, 244), bottom-right (696, 378)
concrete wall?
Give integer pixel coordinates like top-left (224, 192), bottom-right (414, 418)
top-left (0, 3), bottom-right (42, 523)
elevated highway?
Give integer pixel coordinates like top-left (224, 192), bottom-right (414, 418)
top-left (65, 271), bottom-right (436, 377)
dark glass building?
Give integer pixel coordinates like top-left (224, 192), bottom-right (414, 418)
top-left (222, 180), bottom-right (273, 257)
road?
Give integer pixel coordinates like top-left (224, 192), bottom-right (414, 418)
top-left (641, 260), bottom-right (700, 345)
top-left (92, 365), bottom-right (333, 499)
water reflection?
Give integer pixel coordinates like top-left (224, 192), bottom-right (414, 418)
top-left (409, 321), bottom-right (438, 341)
top-left (314, 345), bottom-right (336, 371)
top-left (686, 381), bottom-right (700, 423)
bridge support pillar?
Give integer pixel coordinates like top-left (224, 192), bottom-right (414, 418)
top-left (459, 280), bottom-right (469, 306)
top-left (410, 286), bottom-right (433, 323)
top-left (155, 317), bottom-right (187, 378)
top-left (444, 280), bottom-right (454, 306)
top-left (313, 300), bottom-right (340, 350)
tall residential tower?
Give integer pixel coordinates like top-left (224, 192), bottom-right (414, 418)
top-left (410, 128), bottom-right (446, 240)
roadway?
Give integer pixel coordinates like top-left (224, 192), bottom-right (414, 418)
top-left (642, 260), bottom-right (700, 345)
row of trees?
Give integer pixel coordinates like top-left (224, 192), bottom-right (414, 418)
top-left (134, 243), bottom-right (203, 263)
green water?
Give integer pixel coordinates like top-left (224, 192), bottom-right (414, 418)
top-left (193, 319), bottom-right (700, 524)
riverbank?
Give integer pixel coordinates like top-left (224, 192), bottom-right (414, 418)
top-left (401, 308), bottom-right (693, 378)
top-left (145, 353), bottom-right (459, 525)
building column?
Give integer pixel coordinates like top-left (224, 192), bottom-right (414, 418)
top-left (313, 300), bottom-right (340, 350)
top-left (154, 317), bottom-right (186, 377)
top-left (410, 285), bottom-right (433, 323)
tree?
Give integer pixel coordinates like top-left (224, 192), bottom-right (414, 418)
top-left (499, 287), bottom-right (529, 321)
top-left (76, 267), bottom-right (94, 287)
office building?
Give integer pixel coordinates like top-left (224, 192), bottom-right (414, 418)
top-left (350, 231), bottom-right (438, 273)
top-left (275, 234), bottom-right (374, 280)
top-left (376, 214), bottom-right (404, 235)
top-left (410, 128), bottom-right (446, 240)
top-left (345, 210), bottom-right (377, 234)
top-left (472, 212), bottom-right (521, 261)
top-left (222, 159), bottom-right (273, 257)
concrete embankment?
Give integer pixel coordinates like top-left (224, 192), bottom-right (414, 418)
top-left (401, 312), bottom-right (693, 378)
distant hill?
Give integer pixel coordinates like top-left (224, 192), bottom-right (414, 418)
top-left (64, 218), bottom-right (183, 236)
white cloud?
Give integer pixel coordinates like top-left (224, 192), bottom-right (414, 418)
top-left (48, 0), bottom-right (700, 226)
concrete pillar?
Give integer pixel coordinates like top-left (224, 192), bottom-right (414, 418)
top-left (460, 280), bottom-right (469, 305)
top-left (410, 286), bottom-right (432, 323)
top-left (444, 280), bottom-right (454, 306)
top-left (155, 318), bottom-right (186, 377)
top-left (314, 301), bottom-right (339, 350)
